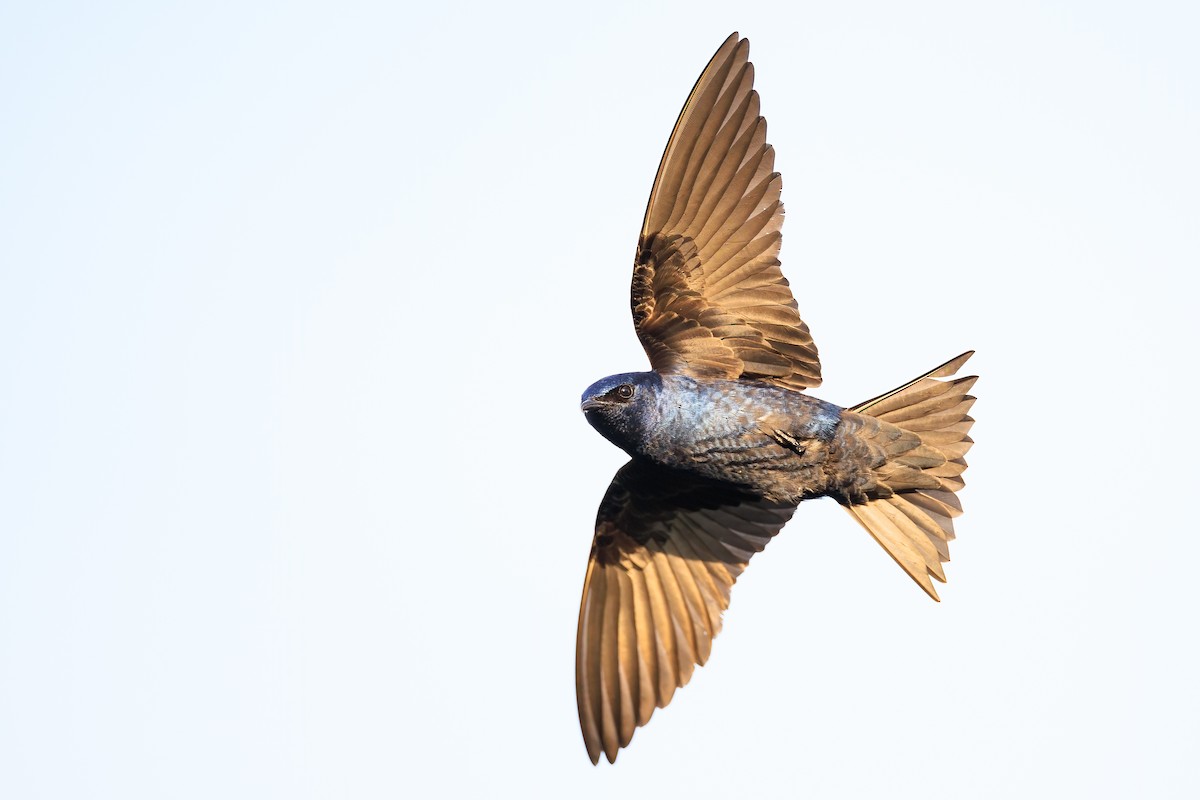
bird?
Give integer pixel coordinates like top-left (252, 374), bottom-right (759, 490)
top-left (576, 32), bottom-right (978, 765)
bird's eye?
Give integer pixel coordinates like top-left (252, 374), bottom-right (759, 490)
top-left (616, 384), bottom-right (635, 400)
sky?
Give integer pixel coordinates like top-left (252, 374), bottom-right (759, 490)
top-left (1, 1), bottom-right (1198, 797)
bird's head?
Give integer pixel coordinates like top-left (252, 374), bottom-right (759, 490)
top-left (580, 371), bottom-right (662, 456)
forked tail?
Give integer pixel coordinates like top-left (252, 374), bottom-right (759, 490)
top-left (839, 352), bottom-right (977, 601)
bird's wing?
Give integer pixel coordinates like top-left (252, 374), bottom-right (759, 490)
top-left (576, 460), bottom-right (797, 764)
top-left (632, 33), bottom-right (821, 390)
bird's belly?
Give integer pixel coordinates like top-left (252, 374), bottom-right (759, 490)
top-left (654, 431), bottom-right (833, 502)
top-left (635, 378), bottom-right (859, 502)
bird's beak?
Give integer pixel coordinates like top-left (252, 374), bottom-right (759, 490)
top-left (580, 398), bottom-right (603, 412)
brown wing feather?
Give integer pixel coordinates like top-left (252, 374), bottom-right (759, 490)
top-left (632, 33), bottom-right (821, 389)
top-left (576, 460), bottom-right (796, 764)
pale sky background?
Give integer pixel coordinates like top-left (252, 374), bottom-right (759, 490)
top-left (2, 1), bottom-right (1198, 798)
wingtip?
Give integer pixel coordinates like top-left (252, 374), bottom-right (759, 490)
top-left (715, 32), bottom-right (743, 58)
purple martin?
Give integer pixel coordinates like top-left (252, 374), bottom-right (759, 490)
top-left (576, 33), bottom-right (978, 764)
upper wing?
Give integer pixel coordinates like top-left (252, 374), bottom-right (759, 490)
top-left (576, 460), bottom-right (797, 764)
top-left (632, 33), bottom-right (821, 390)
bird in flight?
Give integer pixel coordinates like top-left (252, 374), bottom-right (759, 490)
top-left (576, 33), bottom-right (978, 765)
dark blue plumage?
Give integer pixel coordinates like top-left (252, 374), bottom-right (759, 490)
top-left (581, 373), bottom-right (846, 502)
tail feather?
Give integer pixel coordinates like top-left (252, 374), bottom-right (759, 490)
top-left (841, 352), bottom-right (977, 601)
top-left (852, 351), bottom-right (974, 415)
